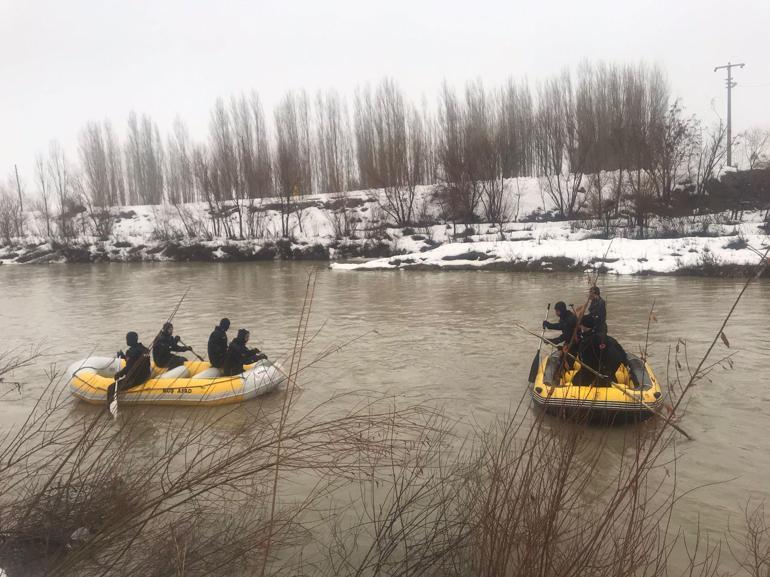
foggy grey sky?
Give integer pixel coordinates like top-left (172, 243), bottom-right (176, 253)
top-left (2, 0), bottom-right (769, 181)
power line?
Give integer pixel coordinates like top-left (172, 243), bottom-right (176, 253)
top-left (714, 61), bottom-right (745, 167)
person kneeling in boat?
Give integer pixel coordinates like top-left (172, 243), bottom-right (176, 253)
top-left (223, 329), bottom-right (268, 376)
top-left (107, 331), bottom-right (151, 408)
top-left (153, 322), bottom-right (191, 370)
top-left (207, 317), bottom-right (230, 369)
top-left (573, 316), bottom-right (638, 387)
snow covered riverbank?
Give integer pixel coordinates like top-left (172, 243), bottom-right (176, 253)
top-left (330, 233), bottom-right (769, 275)
top-left (1, 177), bottom-right (768, 275)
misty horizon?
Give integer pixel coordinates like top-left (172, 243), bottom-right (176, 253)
top-left (2, 0), bottom-right (769, 180)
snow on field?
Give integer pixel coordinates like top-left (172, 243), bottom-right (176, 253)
top-left (331, 210), bottom-right (770, 275)
top-left (331, 233), bottom-right (768, 275)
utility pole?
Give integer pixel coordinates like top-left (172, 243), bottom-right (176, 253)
top-left (714, 61), bottom-right (745, 167)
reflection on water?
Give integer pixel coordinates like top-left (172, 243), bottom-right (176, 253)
top-left (1, 262), bottom-right (768, 539)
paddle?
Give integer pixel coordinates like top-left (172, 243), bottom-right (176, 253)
top-left (528, 303), bottom-right (551, 384)
top-left (179, 339), bottom-right (205, 362)
top-left (109, 353), bottom-right (121, 419)
top-left (514, 322), bottom-right (692, 440)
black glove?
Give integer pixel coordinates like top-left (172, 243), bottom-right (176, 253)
top-left (542, 321), bottom-right (548, 330)
top-left (117, 350), bottom-right (125, 359)
top-left (174, 335), bottom-right (181, 343)
top-left (184, 346), bottom-right (192, 352)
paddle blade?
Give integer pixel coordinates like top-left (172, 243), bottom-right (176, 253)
top-left (528, 351), bottom-right (540, 384)
top-left (109, 397), bottom-right (119, 419)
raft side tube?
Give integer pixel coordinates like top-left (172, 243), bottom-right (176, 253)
top-left (66, 356), bottom-right (122, 379)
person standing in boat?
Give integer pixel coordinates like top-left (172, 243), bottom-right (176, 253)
top-left (207, 317), bottom-right (230, 369)
top-left (223, 329), bottom-right (267, 376)
top-left (543, 301), bottom-right (578, 350)
top-left (586, 286), bottom-right (607, 337)
top-left (573, 316), bottom-right (637, 387)
top-left (107, 331), bottom-right (151, 408)
top-left (153, 322), bottom-right (191, 369)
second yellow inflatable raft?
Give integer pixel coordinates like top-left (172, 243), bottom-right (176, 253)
top-left (530, 351), bottom-right (664, 422)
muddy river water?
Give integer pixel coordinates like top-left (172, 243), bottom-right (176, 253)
top-left (1, 262), bottom-right (768, 550)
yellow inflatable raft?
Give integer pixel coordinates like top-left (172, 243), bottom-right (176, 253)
top-left (531, 351), bottom-right (664, 422)
top-left (66, 356), bottom-right (285, 406)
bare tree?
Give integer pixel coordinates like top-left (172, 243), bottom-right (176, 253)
top-left (79, 122), bottom-right (112, 208)
top-left (229, 93), bottom-right (273, 237)
top-left (0, 181), bottom-right (21, 243)
top-left (125, 112), bottom-right (165, 205)
top-left (497, 79), bottom-right (535, 178)
top-left (34, 153), bottom-right (53, 237)
top-left (166, 118), bottom-right (196, 205)
top-left (435, 82), bottom-right (485, 229)
top-left (739, 127), bottom-right (770, 171)
top-left (208, 98), bottom-right (239, 236)
top-left (648, 101), bottom-right (696, 199)
top-left (104, 120), bottom-right (126, 205)
top-left (273, 91), bottom-right (313, 237)
top-left (191, 144), bottom-right (226, 238)
top-left (246, 92), bottom-right (273, 199)
top-left (47, 140), bottom-right (78, 239)
top-left (536, 72), bottom-right (586, 219)
top-left (377, 81), bottom-right (426, 227)
top-left (315, 89), bottom-right (354, 194)
top-left (689, 121), bottom-right (727, 196)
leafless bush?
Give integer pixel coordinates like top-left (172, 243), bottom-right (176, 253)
top-left (2, 252), bottom-right (769, 576)
top-left (151, 205), bottom-right (185, 241)
top-left (739, 127), bottom-right (769, 171)
top-left (729, 503), bottom-right (770, 577)
top-left (172, 203), bottom-right (213, 239)
top-left (245, 198), bottom-right (267, 239)
top-left (326, 192), bottom-right (360, 239)
top-left (481, 175), bottom-right (511, 237)
top-left (0, 277), bottom-right (436, 577)
top-left (79, 190), bottom-right (115, 240)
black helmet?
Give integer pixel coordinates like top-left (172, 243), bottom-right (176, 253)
top-left (162, 322), bottom-right (173, 333)
top-left (219, 318), bottom-right (231, 330)
top-left (126, 331), bottom-right (139, 346)
top-left (580, 315), bottom-right (596, 329)
top-left (590, 286), bottom-right (601, 296)
top-left (237, 328), bottom-right (250, 341)
top-left (554, 301), bottom-right (567, 313)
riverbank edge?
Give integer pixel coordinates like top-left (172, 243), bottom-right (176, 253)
top-left (331, 259), bottom-right (770, 278)
top-left (0, 237), bottom-right (392, 265)
top-left (1, 236), bottom-right (768, 278)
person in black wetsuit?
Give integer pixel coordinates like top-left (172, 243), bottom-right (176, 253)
top-left (587, 286), bottom-right (608, 337)
top-left (152, 322), bottom-right (190, 369)
top-left (223, 329), bottom-right (267, 376)
top-left (107, 331), bottom-right (151, 408)
top-left (573, 316), bottom-right (637, 387)
top-left (542, 301), bottom-right (579, 377)
top-left (207, 318), bottom-right (230, 369)
top-left (543, 301), bottom-right (578, 349)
